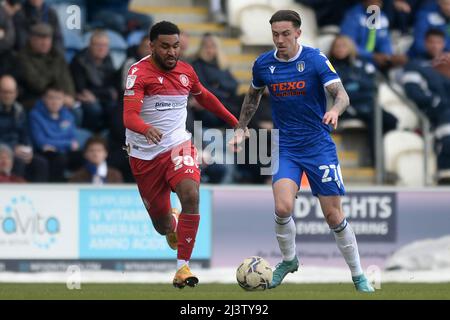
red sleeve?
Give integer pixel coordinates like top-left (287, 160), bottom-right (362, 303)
top-left (188, 65), bottom-right (239, 128)
top-left (193, 85), bottom-right (239, 128)
top-left (123, 68), bottom-right (151, 135)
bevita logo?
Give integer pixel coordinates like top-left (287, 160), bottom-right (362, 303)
top-left (0, 196), bottom-right (60, 249)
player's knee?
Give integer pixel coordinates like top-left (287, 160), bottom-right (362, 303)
top-left (275, 201), bottom-right (294, 217)
top-left (179, 187), bottom-right (199, 208)
top-left (324, 208), bottom-right (343, 227)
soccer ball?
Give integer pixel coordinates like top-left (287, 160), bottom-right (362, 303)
top-left (236, 256), bottom-right (273, 291)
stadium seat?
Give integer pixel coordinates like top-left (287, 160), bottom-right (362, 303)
top-left (83, 30), bottom-right (128, 70)
top-left (378, 83), bottom-right (419, 130)
top-left (127, 30), bottom-right (146, 47)
top-left (227, 0), bottom-right (268, 28)
top-left (384, 130), bottom-right (425, 186)
top-left (316, 34), bottom-right (336, 55)
top-left (238, 4), bottom-right (276, 46)
top-left (228, 0), bottom-right (318, 47)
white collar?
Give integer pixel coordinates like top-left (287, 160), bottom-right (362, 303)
top-left (273, 45), bottom-right (303, 62)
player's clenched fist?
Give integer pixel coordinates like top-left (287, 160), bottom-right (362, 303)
top-left (228, 127), bottom-right (250, 152)
top-left (322, 109), bottom-right (340, 130)
top-left (144, 126), bottom-right (163, 145)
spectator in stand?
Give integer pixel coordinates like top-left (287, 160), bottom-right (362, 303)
top-left (340, 0), bottom-right (408, 71)
top-left (0, 3), bottom-right (16, 77)
top-left (0, 143), bottom-right (26, 183)
top-left (409, 0), bottom-right (450, 58)
top-left (329, 35), bottom-right (398, 163)
top-left (13, 0), bottom-right (63, 52)
top-left (179, 30), bottom-right (191, 62)
top-left (17, 23), bottom-right (76, 111)
top-left (191, 33), bottom-right (240, 129)
top-left (385, 0), bottom-right (432, 33)
top-left (28, 84), bottom-right (83, 182)
top-left (189, 33), bottom-right (240, 184)
top-left (69, 136), bottom-right (123, 184)
top-left (402, 32), bottom-right (450, 184)
top-left (417, 28), bottom-right (450, 77)
top-left (70, 30), bottom-right (119, 132)
top-left (0, 75), bottom-right (48, 182)
top-left (86, 0), bottom-right (153, 36)
top-left (121, 34), bottom-right (151, 90)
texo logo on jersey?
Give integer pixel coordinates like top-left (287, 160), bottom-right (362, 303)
top-left (270, 81), bottom-right (306, 97)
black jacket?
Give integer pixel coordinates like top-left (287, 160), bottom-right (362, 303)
top-left (0, 101), bottom-right (31, 148)
top-left (70, 48), bottom-right (119, 105)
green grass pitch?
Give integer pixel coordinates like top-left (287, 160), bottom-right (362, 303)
top-left (0, 283), bottom-right (449, 300)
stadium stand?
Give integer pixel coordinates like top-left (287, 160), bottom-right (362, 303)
top-left (0, 0), bottom-right (447, 185)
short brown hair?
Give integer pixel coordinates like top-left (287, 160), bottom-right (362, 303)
top-left (269, 10), bottom-right (301, 28)
top-left (84, 136), bottom-right (108, 152)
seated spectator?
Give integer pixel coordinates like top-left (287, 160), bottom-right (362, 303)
top-left (402, 46), bottom-right (450, 184)
top-left (0, 3), bottom-right (16, 76)
top-left (418, 29), bottom-right (450, 77)
top-left (69, 136), bottom-right (123, 184)
top-left (13, 0), bottom-right (63, 52)
top-left (0, 143), bottom-right (26, 183)
top-left (121, 34), bottom-right (151, 90)
top-left (329, 35), bottom-right (398, 163)
top-left (0, 75), bottom-right (48, 182)
top-left (86, 0), bottom-right (153, 36)
top-left (17, 23), bottom-right (76, 111)
top-left (340, 0), bottom-right (408, 71)
top-left (191, 33), bottom-right (240, 129)
top-left (382, 0), bottom-right (429, 34)
top-left (409, 0), bottom-right (450, 58)
top-left (70, 30), bottom-right (119, 132)
top-left (0, 4), bottom-right (17, 77)
top-left (28, 84), bottom-right (83, 182)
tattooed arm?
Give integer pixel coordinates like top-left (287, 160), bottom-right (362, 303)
top-left (236, 85), bottom-right (266, 129)
top-left (228, 85), bottom-right (265, 151)
top-left (323, 81), bottom-right (350, 129)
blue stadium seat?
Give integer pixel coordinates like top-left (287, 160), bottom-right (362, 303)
top-left (127, 30), bottom-right (146, 47)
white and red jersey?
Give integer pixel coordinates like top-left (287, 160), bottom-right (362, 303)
top-left (123, 56), bottom-right (203, 160)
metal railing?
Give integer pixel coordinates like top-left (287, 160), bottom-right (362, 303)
top-left (377, 73), bottom-right (433, 186)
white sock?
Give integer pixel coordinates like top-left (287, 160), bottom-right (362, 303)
top-left (332, 219), bottom-right (363, 277)
top-left (274, 213), bottom-right (297, 261)
top-left (177, 260), bottom-right (189, 270)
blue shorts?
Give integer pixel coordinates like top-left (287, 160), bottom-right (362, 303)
top-left (272, 141), bottom-right (345, 197)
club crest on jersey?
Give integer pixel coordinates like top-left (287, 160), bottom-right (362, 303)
top-left (296, 61), bottom-right (305, 72)
top-left (180, 74), bottom-right (189, 87)
top-left (126, 75), bottom-right (137, 89)
top-left (131, 67), bottom-right (138, 75)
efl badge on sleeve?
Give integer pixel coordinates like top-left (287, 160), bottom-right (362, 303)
top-left (326, 60), bottom-right (337, 73)
top-left (296, 61), bottom-right (305, 72)
top-left (126, 75), bottom-right (137, 89)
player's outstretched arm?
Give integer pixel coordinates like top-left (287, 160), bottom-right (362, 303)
top-left (236, 85), bottom-right (265, 130)
top-left (227, 85), bottom-right (264, 152)
top-left (193, 87), bottom-right (239, 128)
top-left (323, 81), bottom-right (350, 130)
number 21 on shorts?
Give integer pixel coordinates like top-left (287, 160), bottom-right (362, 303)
top-left (319, 164), bottom-right (344, 188)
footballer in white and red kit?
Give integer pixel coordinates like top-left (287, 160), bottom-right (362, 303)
top-left (123, 21), bottom-right (241, 288)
